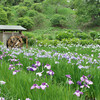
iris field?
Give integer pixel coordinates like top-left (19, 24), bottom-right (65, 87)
top-left (0, 44), bottom-right (100, 100)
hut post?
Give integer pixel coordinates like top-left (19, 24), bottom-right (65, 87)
top-left (3, 31), bottom-right (5, 45)
top-left (0, 31), bottom-right (3, 42)
top-left (26, 36), bottom-right (28, 48)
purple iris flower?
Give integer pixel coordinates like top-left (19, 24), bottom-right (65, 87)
top-left (84, 84), bottom-right (90, 88)
top-left (87, 75), bottom-right (91, 78)
top-left (35, 61), bottom-right (41, 67)
top-left (14, 70), bottom-right (20, 72)
top-left (9, 67), bottom-right (15, 70)
top-left (65, 75), bottom-right (71, 79)
top-left (13, 70), bottom-right (20, 75)
top-left (78, 65), bottom-right (84, 69)
top-left (47, 70), bottom-right (54, 76)
top-left (30, 68), bottom-right (34, 71)
top-left (40, 82), bottom-right (49, 90)
top-left (0, 81), bottom-right (6, 85)
top-left (85, 79), bottom-right (93, 85)
top-left (42, 63), bottom-right (44, 66)
top-left (77, 81), bottom-right (82, 86)
top-left (16, 62), bottom-right (23, 66)
top-left (68, 79), bottom-right (74, 85)
top-left (80, 84), bottom-right (90, 88)
top-left (9, 64), bottom-right (13, 67)
top-left (44, 64), bottom-right (51, 69)
top-left (73, 90), bottom-right (83, 97)
top-left (80, 75), bottom-right (87, 81)
top-left (26, 98), bottom-right (31, 100)
top-left (0, 97), bottom-right (5, 100)
top-left (29, 58), bottom-right (33, 60)
top-left (27, 66), bottom-right (37, 71)
top-left (9, 58), bottom-right (19, 62)
top-left (32, 64), bottom-right (36, 67)
top-left (31, 84), bottom-right (40, 89)
top-left (97, 66), bottom-right (100, 69)
top-left (68, 59), bottom-right (71, 63)
top-left (0, 55), bottom-right (3, 60)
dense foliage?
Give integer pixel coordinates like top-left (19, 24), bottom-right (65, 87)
top-left (70, 0), bottom-right (100, 26)
top-left (17, 17), bottom-right (34, 30)
top-left (51, 14), bottom-right (67, 27)
top-left (0, 8), bottom-right (8, 24)
top-left (0, 0), bottom-right (99, 30)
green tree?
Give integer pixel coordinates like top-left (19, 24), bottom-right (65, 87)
top-left (17, 17), bottom-right (34, 30)
top-left (0, 8), bottom-right (8, 25)
top-left (72, 0), bottom-right (100, 26)
top-left (0, 0), bottom-right (24, 6)
top-left (34, 0), bottom-right (44, 3)
top-left (31, 3), bottom-right (43, 12)
top-left (16, 6), bottom-right (28, 17)
top-left (51, 14), bottom-right (67, 27)
top-left (3, 7), bottom-right (12, 20)
top-left (43, 0), bottom-right (67, 13)
top-left (32, 13), bottom-right (46, 28)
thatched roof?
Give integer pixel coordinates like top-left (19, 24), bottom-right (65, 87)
top-left (0, 25), bottom-right (26, 31)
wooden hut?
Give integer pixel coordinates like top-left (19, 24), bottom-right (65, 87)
top-left (0, 25), bottom-right (28, 48)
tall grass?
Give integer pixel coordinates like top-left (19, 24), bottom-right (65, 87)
top-left (0, 44), bottom-right (100, 100)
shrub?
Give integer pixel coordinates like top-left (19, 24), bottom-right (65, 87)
top-left (23, 1), bottom-right (32, 7)
top-left (32, 13), bottom-right (46, 28)
top-left (61, 39), bottom-right (95, 45)
top-left (61, 38), bottom-right (80, 45)
top-left (36, 39), bottom-right (59, 47)
top-left (96, 32), bottom-right (100, 39)
top-left (7, 11), bottom-right (12, 20)
top-left (28, 10), bottom-right (38, 17)
top-left (80, 40), bottom-right (94, 45)
top-left (3, 7), bottom-right (11, 12)
top-left (89, 31), bottom-right (97, 41)
top-left (36, 40), bottom-right (50, 46)
top-left (31, 3), bottom-right (43, 12)
top-left (51, 14), bottom-right (67, 27)
top-left (70, 38), bottom-right (80, 44)
top-left (76, 32), bottom-right (89, 40)
top-left (17, 6), bottom-right (28, 17)
top-left (41, 34), bottom-right (48, 40)
top-left (36, 36), bottom-right (42, 40)
top-left (23, 33), bottom-right (36, 45)
top-left (51, 40), bottom-right (59, 46)
top-left (42, 4), bottom-right (55, 15)
top-left (61, 39), bottom-right (69, 44)
top-left (93, 17), bottom-right (100, 26)
top-left (66, 14), bottom-right (77, 28)
top-left (66, 29), bottom-right (74, 33)
top-left (23, 33), bottom-right (35, 38)
top-left (48, 35), bottom-right (53, 40)
top-left (94, 39), bottom-right (100, 45)
top-left (17, 17), bottom-right (34, 30)
top-left (28, 38), bottom-right (36, 46)
top-left (56, 31), bottom-right (74, 41)
top-left (0, 8), bottom-right (8, 25)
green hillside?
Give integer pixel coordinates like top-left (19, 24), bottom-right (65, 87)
top-left (0, 0), bottom-right (99, 31)
top-left (0, 0), bottom-right (100, 46)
